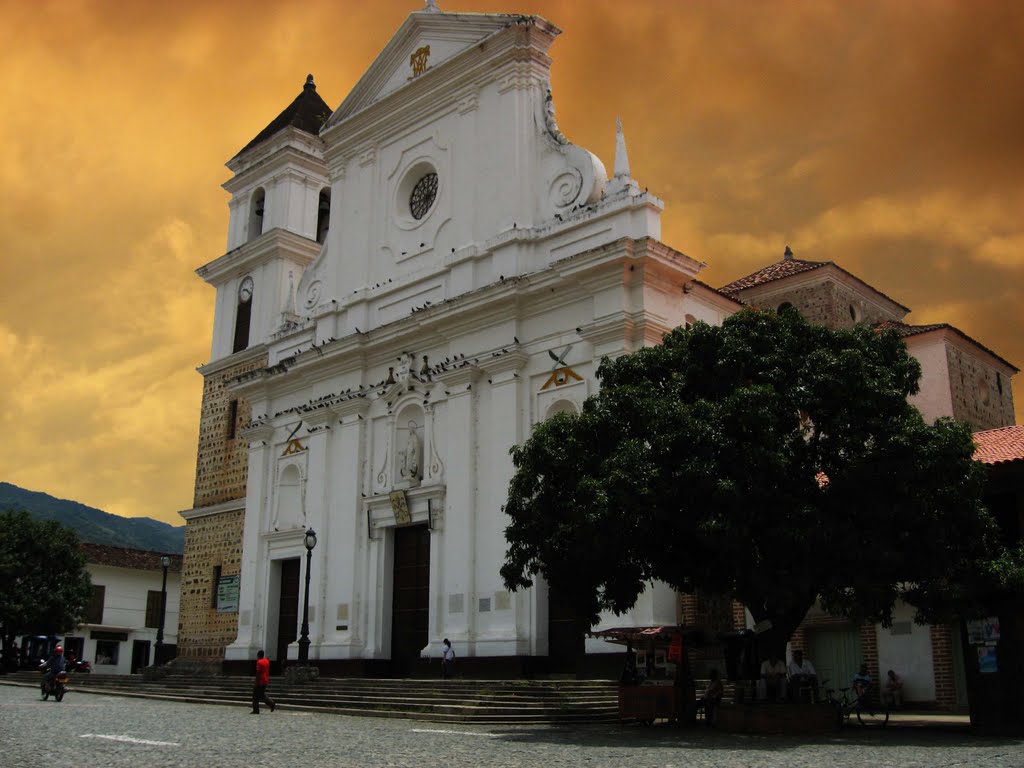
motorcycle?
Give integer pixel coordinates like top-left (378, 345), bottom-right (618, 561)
top-left (67, 658), bottom-right (91, 674)
top-left (39, 666), bottom-right (70, 702)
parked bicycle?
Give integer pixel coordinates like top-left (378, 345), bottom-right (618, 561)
top-left (823, 681), bottom-right (889, 727)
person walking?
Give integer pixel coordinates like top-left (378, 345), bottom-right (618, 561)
top-left (441, 638), bottom-right (455, 680)
top-left (251, 650), bottom-right (276, 714)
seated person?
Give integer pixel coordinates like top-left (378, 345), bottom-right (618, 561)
top-left (787, 649), bottom-right (819, 702)
top-left (852, 664), bottom-right (872, 703)
top-left (881, 669), bottom-right (903, 707)
top-left (759, 654), bottom-right (787, 702)
top-left (701, 669), bottom-right (724, 727)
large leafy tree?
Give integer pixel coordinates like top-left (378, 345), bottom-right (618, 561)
top-left (0, 510), bottom-right (93, 665)
top-left (502, 308), bottom-right (1001, 657)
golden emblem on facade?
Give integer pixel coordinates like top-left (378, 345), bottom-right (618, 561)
top-left (410, 45), bottom-right (431, 77)
top-left (540, 345), bottom-right (583, 390)
top-left (389, 490), bottom-right (412, 525)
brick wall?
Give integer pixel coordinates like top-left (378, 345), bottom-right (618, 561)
top-left (929, 624), bottom-right (958, 709)
top-left (859, 622), bottom-right (880, 683)
top-left (177, 508), bottom-right (245, 659)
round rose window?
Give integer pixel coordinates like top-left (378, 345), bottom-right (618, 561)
top-left (409, 172), bottom-right (438, 220)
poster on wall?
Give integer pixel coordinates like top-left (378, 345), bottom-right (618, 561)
top-left (977, 646), bottom-right (998, 674)
top-left (217, 575), bottom-right (240, 613)
top-left (966, 617), bottom-right (1001, 645)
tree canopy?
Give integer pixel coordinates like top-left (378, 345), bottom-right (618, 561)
top-left (0, 509), bottom-right (93, 655)
top-left (501, 308), bottom-right (1002, 656)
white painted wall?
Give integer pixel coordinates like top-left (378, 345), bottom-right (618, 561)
top-left (223, 11), bottom-right (706, 665)
top-left (875, 601), bottom-right (936, 702)
top-left (905, 336), bottom-right (954, 424)
top-left (67, 563), bottom-right (181, 676)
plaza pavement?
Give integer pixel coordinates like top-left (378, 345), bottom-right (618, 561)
top-left (2, 684), bottom-right (1021, 768)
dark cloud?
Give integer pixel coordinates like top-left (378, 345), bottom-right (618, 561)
top-left (1, 0), bottom-right (1019, 523)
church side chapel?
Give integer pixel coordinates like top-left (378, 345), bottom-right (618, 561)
top-left (177, 2), bottom-right (1015, 699)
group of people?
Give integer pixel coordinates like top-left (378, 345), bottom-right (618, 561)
top-left (756, 649), bottom-right (903, 706)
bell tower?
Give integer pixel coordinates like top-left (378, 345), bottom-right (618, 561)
top-left (177, 76), bottom-right (334, 664)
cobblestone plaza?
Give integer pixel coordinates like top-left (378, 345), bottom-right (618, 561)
top-left (2, 686), bottom-right (1021, 768)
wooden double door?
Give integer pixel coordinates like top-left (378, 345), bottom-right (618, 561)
top-left (391, 524), bottom-right (430, 676)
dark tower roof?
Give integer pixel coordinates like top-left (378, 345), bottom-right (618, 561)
top-left (233, 74), bottom-right (334, 159)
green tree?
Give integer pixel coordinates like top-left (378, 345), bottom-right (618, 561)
top-left (0, 510), bottom-right (92, 666)
top-left (502, 308), bottom-right (1001, 658)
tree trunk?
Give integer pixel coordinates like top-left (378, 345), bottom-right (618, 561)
top-left (747, 600), bottom-right (815, 664)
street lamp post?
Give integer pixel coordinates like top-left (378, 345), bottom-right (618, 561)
top-left (155, 555), bottom-right (170, 665)
top-left (297, 528), bottom-right (317, 662)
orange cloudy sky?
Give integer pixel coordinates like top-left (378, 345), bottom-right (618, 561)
top-left (2, 0), bottom-right (1022, 526)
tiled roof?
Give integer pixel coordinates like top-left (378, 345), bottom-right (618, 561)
top-left (233, 74), bottom-right (334, 159)
top-left (974, 425), bottom-right (1024, 466)
top-left (81, 542), bottom-right (182, 573)
top-left (718, 258), bottom-right (828, 296)
top-left (874, 321), bottom-right (1019, 372)
top-left (718, 256), bottom-right (911, 314)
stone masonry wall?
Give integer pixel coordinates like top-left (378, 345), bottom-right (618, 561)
top-left (178, 508), bottom-right (245, 659)
top-left (192, 354), bottom-right (266, 509)
top-left (179, 352), bottom-right (266, 660)
top-left (744, 279), bottom-right (902, 330)
top-left (944, 343), bottom-right (1016, 431)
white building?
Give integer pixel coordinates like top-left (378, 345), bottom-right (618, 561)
top-left (192, 6), bottom-right (714, 673)
top-left (63, 543), bottom-right (181, 675)
top-left (179, 4), bottom-right (1014, 699)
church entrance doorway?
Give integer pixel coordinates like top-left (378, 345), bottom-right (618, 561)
top-left (275, 558), bottom-right (300, 664)
top-left (391, 524), bottom-right (430, 677)
top-left (547, 585), bottom-right (584, 673)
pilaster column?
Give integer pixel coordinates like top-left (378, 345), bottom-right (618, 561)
top-left (476, 352), bottom-right (530, 655)
top-left (302, 408), bottom-right (333, 659)
top-left (320, 397), bottom-right (370, 658)
top-left (225, 422), bottom-right (274, 662)
top-left (433, 365), bottom-right (480, 646)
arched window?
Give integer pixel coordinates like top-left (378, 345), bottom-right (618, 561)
top-left (684, 314), bottom-right (697, 329)
top-left (316, 188), bottom-right (331, 244)
top-left (233, 276), bottom-right (253, 353)
top-left (545, 400), bottom-right (578, 420)
top-left (248, 188), bottom-right (266, 241)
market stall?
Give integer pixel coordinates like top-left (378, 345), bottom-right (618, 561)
top-left (590, 625), bottom-right (717, 725)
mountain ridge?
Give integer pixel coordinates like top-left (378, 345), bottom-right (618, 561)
top-left (0, 482), bottom-right (185, 554)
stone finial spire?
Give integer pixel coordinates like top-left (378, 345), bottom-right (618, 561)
top-left (424, 0), bottom-right (441, 12)
top-left (304, 74), bottom-right (316, 91)
top-left (784, 245), bottom-right (794, 261)
top-left (614, 117), bottom-right (631, 178)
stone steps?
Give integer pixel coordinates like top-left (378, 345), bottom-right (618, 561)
top-left (0, 671), bottom-right (619, 724)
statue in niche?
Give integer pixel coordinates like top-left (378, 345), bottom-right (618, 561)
top-left (401, 420), bottom-right (421, 482)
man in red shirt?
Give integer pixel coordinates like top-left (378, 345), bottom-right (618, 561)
top-left (251, 650), bottom-right (276, 714)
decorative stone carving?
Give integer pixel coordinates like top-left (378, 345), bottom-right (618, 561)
top-left (359, 148), bottom-right (377, 167)
top-left (304, 280), bottom-right (322, 309)
top-left (548, 168), bottom-right (583, 210)
top-left (457, 92), bottom-right (479, 115)
top-left (543, 86), bottom-right (569, 145)
top-left (395, 352), bottom-right (416, 391)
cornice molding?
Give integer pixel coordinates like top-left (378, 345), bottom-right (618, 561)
top-left (197, 345), bottom-right (268, 378)
top-left (178, 498), bottom-right (245, 522)
top-left (196, 229), bottom-right (321, 285)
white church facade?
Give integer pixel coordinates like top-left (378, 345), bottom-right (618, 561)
top-left (177, 4), bottom-right (1016, 695)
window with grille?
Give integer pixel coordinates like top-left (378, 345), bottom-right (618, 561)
top-left (145, 590), bottom-right (162, 629)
